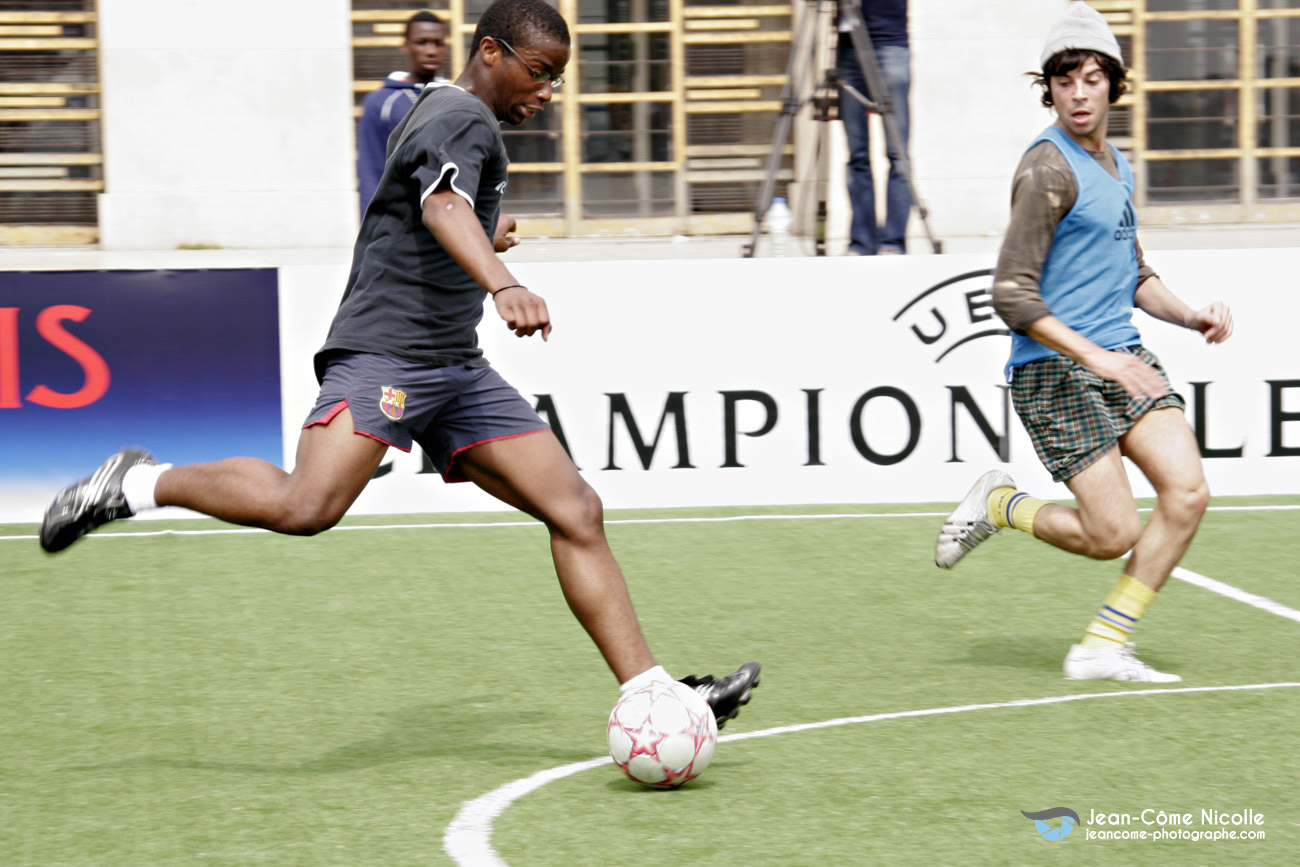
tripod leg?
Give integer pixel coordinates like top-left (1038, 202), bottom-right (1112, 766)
top-left (742, 0), bottom-right (828, 258)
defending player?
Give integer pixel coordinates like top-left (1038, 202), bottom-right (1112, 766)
top-left (934, 3), bottom-right (1233, 682)
top-left (41, 0), bottom-right (759, 726)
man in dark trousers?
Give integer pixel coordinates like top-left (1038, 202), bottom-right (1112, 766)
top-left (837, 0), bottom-right (911, 255)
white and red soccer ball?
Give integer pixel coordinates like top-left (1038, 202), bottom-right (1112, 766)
top-left (607, 680), bottom-right (718, 787)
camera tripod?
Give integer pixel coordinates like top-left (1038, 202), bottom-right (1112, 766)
top-left (741, 0), bottom-right (941, 257)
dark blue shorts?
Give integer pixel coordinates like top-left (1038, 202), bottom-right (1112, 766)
top-left (303, 351), bottom-right (549, 482)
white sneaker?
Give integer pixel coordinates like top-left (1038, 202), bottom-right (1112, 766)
top-left (1063, 642), bottom-right (1182, 683)
top-left (934, 470), bottom-right (1015, 568)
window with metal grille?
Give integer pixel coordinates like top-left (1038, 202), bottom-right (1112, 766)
top-left (1125, 0), bottom-right (1300, 213)
top-left (350, 0), bottom-right (794, 234)
top-left (0, 0), bottom-right (100, 245)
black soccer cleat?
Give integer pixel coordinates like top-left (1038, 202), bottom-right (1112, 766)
top-left (680, 660), bottom-right (761, 730)
top-left (40, 448), bottom-right (157, 553)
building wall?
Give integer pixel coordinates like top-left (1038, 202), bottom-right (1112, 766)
top-left (95, 0), bottom-right (358, 249)
top-left (90, 0), bottom-right (1069, 250)
top-left (908, 1), bottom-right (1067, 250)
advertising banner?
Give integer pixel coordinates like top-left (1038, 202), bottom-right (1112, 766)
top-left (0, 269), bottom-right (281, 522)
top-left (272, 249), bottom-right (1297, 515)
top-left (4, 249), bottom-right (1296, 523)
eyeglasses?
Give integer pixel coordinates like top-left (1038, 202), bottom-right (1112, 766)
top-left (493, 37), bottom-right (564, 88)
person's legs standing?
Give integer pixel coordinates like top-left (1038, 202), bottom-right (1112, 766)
top-left (876, 44), bottom-right (912, 254)
top-left (838, 32), bottom-right (877, 256)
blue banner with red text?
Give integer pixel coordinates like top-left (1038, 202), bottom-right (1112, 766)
top-left (0, 269), bottom-right (282, 522)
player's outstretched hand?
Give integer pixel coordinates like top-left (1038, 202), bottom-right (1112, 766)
top-left (494, 212), bottom-right (520, 253)
top-left (1087, 349), bottom-right (1171, 401)
top-left (493, 285), bottom-right (551, 340)
top-left (1185, 301), bottom-right (1233, 344)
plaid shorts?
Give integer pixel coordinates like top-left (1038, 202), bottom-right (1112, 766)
top-left (1011, 345), bottom-right (1186, 483)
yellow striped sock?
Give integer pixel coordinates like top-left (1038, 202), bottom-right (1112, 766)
top-left (987, 487), bottom-right (1047, 534)
top-left (1081, 575), bottom-right (1158, 648)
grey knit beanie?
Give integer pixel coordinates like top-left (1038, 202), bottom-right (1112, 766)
top-left (1041, 1), bottom-right (1123, 68)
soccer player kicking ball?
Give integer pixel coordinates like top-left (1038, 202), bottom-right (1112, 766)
top-left (41, 0), bottom-right (758, 727)
top-left (934, 3), bottom-right (1233, 683)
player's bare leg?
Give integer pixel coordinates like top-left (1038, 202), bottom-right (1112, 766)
top-left (458, 432), bottom-right (759, 724)
top-left (936, 455), bottom-right (1141, 569)
top-left (1046, 410), bottom-right (1205, 682)
top-left (455, 430), bottom-right (657, 683)
top-left (40, 409), bottom-right (388, 551)
top-left (1032, 448), bottom-right (1143, 562)
top-left (1116, 407), bottom-right (1210, 591)
top-left (155, 407), bottom-right (388, 534)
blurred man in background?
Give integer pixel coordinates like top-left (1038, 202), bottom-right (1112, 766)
top-left (357, 10), bottom-right (449, 218)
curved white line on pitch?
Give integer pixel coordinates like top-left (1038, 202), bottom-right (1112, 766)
top-left (443, 682), bottom-right (1300, 867)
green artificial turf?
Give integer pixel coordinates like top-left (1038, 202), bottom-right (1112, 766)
top-left (2, 498), bottom-right (1297, 865)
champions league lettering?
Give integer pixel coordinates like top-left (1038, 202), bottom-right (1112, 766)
top-left (365, 266), bottom-right (1299, 480)
top-left (535, 386), bottom-right (1010, 470)
top-left (892, 269), bottom-right (1011, 363)
top-left (512, 382), bottom-right (1293, 473)
top-left (0, 305), bottom-right (111, 409)
top-left (375, 385), bottom-right (1013, 479)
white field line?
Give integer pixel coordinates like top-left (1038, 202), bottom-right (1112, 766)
top-left (1, 512), bottom-right (951, 541)
top-left (4, 503), bottom-right (1298, 542)
top-left (443, 682), bottom-right (1300, 867)
top-left (1171, 566), bottom-right (1300, 624)
top-left (10, 506), bottom-right (1300, 625)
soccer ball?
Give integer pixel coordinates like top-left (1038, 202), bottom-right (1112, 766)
top-left (607, 680), bottom-right (717, 788)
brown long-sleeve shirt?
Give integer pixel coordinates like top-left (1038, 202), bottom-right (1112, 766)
top-left (991, 138), bottom-right (1156, 335)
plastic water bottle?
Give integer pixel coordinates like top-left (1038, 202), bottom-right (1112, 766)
top-left (766, 196), bottom-right (793, 257)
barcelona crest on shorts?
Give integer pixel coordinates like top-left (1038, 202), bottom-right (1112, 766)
top-left (379, 386), bottom-right (407, 421)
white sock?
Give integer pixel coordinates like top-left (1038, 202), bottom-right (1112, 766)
top-left (619, 664), bottom-right (672, 695)
top-left (121, 462), bottom-right (172, 513)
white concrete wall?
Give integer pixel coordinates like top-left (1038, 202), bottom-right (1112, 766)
top-left (909, 0), bottom-right (1068, 251)
top-left (96, 0), bottom-right (359, 249)
top-left (90, 0), bottom-right (1069, 251)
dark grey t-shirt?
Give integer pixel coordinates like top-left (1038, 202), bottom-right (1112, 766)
top-left (317, 84), bottom-right (508, 380)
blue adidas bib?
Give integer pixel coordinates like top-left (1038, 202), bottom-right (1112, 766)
top-left (1006, 126), bottom-right (1141, 379)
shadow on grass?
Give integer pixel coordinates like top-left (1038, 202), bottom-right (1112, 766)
top-left (604, 774), bottom-right (720, 794)
top-left (953, 636), bottom-right (1183, 680)
top-left (59, 701), bottom-right (595, 776)
top-left (953, 636), bottom-right (1074, 673)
